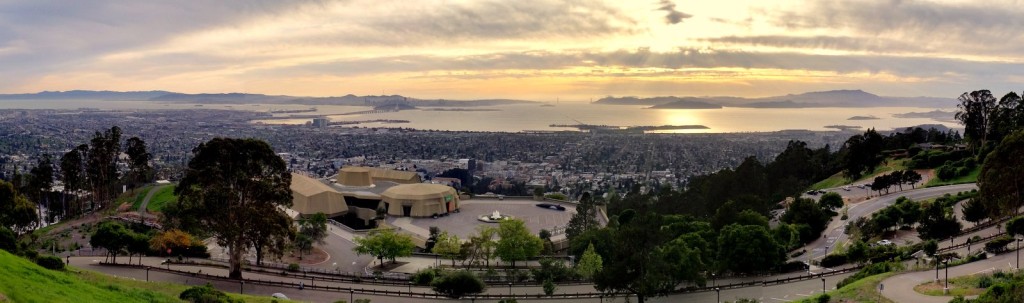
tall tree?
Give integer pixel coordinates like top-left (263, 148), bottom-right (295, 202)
top-left (250, 207), bottom-right (295, 266)
top-left (979, 131), bottom-right (1024, 218)
top-left (59, 146), bottom-right (86, 217)
top-left (961, 198), bottom-right (988, 226)
top-left (86, 126), bottom-right (121, 203)
top-left (171, 138), bottom-right (293, 279)
top-left (124, 137), bottom-right (153, 187)
top-left (576, 242), bottom-right (604, 280)
top-left (566, 192), bottom-right (598, 240)
top-left (717, 224), bottom-right (785, 274)
top-left (955, 90), bottom-right (998, 153)
top-left (495, 219), bottom-right (544, 268)
top-left (28, 156), bottom-right (54, 223)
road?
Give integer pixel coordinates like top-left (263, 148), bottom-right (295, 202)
top-left (70, 256), bottom-right (854, 303)
top-left (882, 248), bottom-right (1024, 303)
top-left (799, 184), bottom-right (978, 262)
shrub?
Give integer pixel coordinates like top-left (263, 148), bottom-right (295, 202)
top-left (542, 279), bottom-right (555, 295)
top-left (816, 294), bottom-right (831, 303)
top-left (780, 261), bottom-right (809, 273)
top-left (837, 261), bottom-right (903, 288)
top-left (431, 270), bottom-right (486, 299)
top-left (412, 267), bottom-right (439, 286)
top-left (985, 236), bottom-right (1014, 254)
top-left (179, 283), bottom-right (242, 303)
top-left (287, 263), bottom-right (301, 272)
top-left (820, 254), bottom-right (848, 268)
top-left (0, 226), bottom-right (15, 253)
top-left (35, 255), bottom-right (65, 270)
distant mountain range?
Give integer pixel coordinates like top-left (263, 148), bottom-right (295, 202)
top-left (0, 90), bottom-right (534, 107)
top-left (595, 90), bottom-right (957, 108)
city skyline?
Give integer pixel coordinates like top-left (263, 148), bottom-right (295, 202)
top-left (1, 0), bottom-right (1022, 100)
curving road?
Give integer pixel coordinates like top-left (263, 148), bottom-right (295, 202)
top-left (798, 184), bottom-right (978, 262)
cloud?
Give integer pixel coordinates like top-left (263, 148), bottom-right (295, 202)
top-left (764, 0), bottom-right (1024, 58)
top-left (656, 0), bottom-right (692, 24)
top-left (702, 35), bottom-right (928, 54)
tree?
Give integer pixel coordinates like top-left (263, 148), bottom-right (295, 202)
top-left (90, 221), bottom-right (132, 263)
top-left (124, 137), bottom-right (153, 187)
top-left (818, 192), bottom-right (844, 213)
top-left (961, 198), bottom-right (988, 226)
top-left (566, 192), bottom-right (598, 240)
top-left (431, 270), bottom-right (486, 299)
top-left (717, 224), bottom-right (785, 274)
top-left (299, 213), bottom-right (328, 247)
top-left (902, 170), bottom-right (923, 189)
top-left (470, 225), bottom-right (497, 267)
top-left (495, 219), bottom-right (544, 268)
top-left (917, 201), bottom-right (962, 240)
top-left (250, 210), bottom-right (295, 266)
top-left (1006, 216), bottom-right (1024, 237)
top-left (149, 229), bottom-right (195, 257)
top-left (86, 126), bottom-right (122, 202)
top-left (170, 138), bottom-right (293, 279)
top-left (59, 146), bottom-right (86, 217)
top-left (0, 226), bottom-right (16, 253)
top-left (432, 231), bottom-right (462, 266)
top-left (576, 242), bottom-right (603, 280)
top-left (955, 90), bottom-right (998, 153)
top-left (0, 180), bottom-right (37, 234)
top-left (594, 211), bottom-right (703, 303)
top-left (353, 228), bottom-right (415, 266)
top-left (781, 197), bottom-right (829, 244)
top-left (28, 156), bottom-right (54, 223)
top-left (979, 131), bottom-right (1024, 217)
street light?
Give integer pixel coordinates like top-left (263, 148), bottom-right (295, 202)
top-left (715, 287), bottom-right (720, 303)
top-left (943, 260), bottom-right (950, 292)
top-left (146, 267), bottom-right (150, 282)
top-left (1017, 238), bottom-right (1022, 270)
top-left (508, 282), bottom-right (513, 297)
top-left (821, 277), bottom-right (826, 294)
top-left (711, 273), bottom-right (716, 287)
top-left (239, 281), bottom-right (244, 294)
top-left (349, 289), bottom-right (354, 303)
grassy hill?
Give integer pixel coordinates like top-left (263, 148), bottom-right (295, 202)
top-left (129, 185), bottom-right (177, 213)
top-left (810, 159), bottom-right (909, 190)
top-left (0, 250), bottom-right (280, 302)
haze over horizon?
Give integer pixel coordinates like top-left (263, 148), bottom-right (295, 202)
top-left (1, 0), bottom-right (1021, 101)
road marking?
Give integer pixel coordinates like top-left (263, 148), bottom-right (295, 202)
top-left (796, 293), bottom-right (811, 297)
top-left (771, 298), bottom-right (791, 302)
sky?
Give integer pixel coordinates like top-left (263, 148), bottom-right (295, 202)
top-left (1, 0), bottom-right (1023, 101)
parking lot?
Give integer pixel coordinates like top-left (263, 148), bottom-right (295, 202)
top-left (386, 199), bottom-right (575, 238)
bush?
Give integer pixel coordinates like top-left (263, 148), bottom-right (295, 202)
top-left (0, 226), bottom-right (15, 253)
top-left (837, 261), bottom-right (903, 288)
top-left (531, 258), bottom-right (576, 282)
top-left (412, 267), bottom-right (439, 286)
top-left (35, 255), bottom-right (65, 270)
top-left (816, 294), bottom-right (831, 303)
top-left (542, 279), bottom-right (556, 295)
top-left (287, 263), bottom-right (301, 272)
top-left (431, 270), bottom-right (486, 299)
top-left (780, 261), bottom-right (809, 273)
top-left (985, 236), bottom-right (1014, 254)
top-left (820, 254), bottom-right (848, 268)
top-left (179, 283), bottom-right (242, 303)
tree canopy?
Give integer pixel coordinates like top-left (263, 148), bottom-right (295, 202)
top-left (495, 219), bottom-right (544, 268)
top-left (353, 228), bottom-right (416, 266)
top-left (169, 138), bottom-right (293, 279)
top-left (979, 131), bottom-right (1024, 218)
top-left (0, 179), bottom-right (37, 234)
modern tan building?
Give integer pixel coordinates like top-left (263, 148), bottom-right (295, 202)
top-left (290, 173), bottom-right (348, 217)
top-left (381, 183), bottom-right (460, 217)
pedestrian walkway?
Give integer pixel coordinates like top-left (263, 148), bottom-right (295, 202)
top-left (882, 251), bottom-right (1020, 303)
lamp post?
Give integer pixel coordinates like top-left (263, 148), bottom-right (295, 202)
top-left (146, 267), bottom-right (150, 282)
top-left (711, 273), bottom-right (716, 287)
top-left (508, 282), bottom-right (513, 297)
top-left (943, 260), bottom-right (950, 294)
top-left (1017, 238), bottom-right (1022, 270)
top-left (408, 281), bottom-right (412, 293)
top-left (821, 277), bottom-right (826, 294)
top-left (239, 281), bottom-right (244, 294)
top-left (935, 256), bottom-right (940, 282)
top-left (715, 287), bottom-right (720, 303)
top-left (967, 239), bottom-right (972, 254)
top-left (349, 289), bottom-right (354, 303)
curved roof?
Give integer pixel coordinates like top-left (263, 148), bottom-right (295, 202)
top-left (291, 173), bottom-right (339, 197)
top-left (381, 183), bottom-right (456, 201)
top-left (337, 167), bottom-right (373, 187)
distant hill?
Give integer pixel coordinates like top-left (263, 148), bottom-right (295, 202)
top-left (0, 90), bottom-right (171, 100)
top-left (596, 90), bottom-right (958, 108)
top-left (647, 98), bottom-right (723, 109)
top-left (0, 90), bottom-right (534, 107)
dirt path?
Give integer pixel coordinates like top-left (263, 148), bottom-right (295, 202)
top-left (137, 185), bottom-right (165, 215)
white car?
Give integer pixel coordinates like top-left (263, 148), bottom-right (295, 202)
top-left (877, 240), bottom-right (894, 246)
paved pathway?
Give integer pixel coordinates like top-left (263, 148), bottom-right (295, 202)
top-left (882, 250), bottom-right (1023, 303)
top-left (137, 185), bottom-right (168, 215)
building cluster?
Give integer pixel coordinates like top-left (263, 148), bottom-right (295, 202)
top-left (0, 108), bottom-right (855, 197)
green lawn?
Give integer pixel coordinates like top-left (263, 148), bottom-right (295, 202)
top-left (810, 159), bottom-right (909, 190)
top-left (145, 185), bottom-right (177, 213)
top-left (914, 274), bottom-right (986, 297)
top-left (129, 186), bottom-right (156, 210)
top-left (0, 250), bottom-right (286, 303)
top-left (795, 272), bottom-right (897, 303)
top-left (925, 167), bottom-right (981, 187)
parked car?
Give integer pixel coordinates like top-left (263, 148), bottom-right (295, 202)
top-left (877, 240), bottom-right (894, 246)
top-left (536, 203), bottom-right (566, 211)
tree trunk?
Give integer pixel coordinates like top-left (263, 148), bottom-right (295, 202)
top-left (637, 293), bottom-right (645, 303)
top-left (228, 244), bottom-right (244, 279)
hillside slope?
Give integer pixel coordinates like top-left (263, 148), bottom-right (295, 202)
top-left (0, 250), bottom-right (178, 302)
